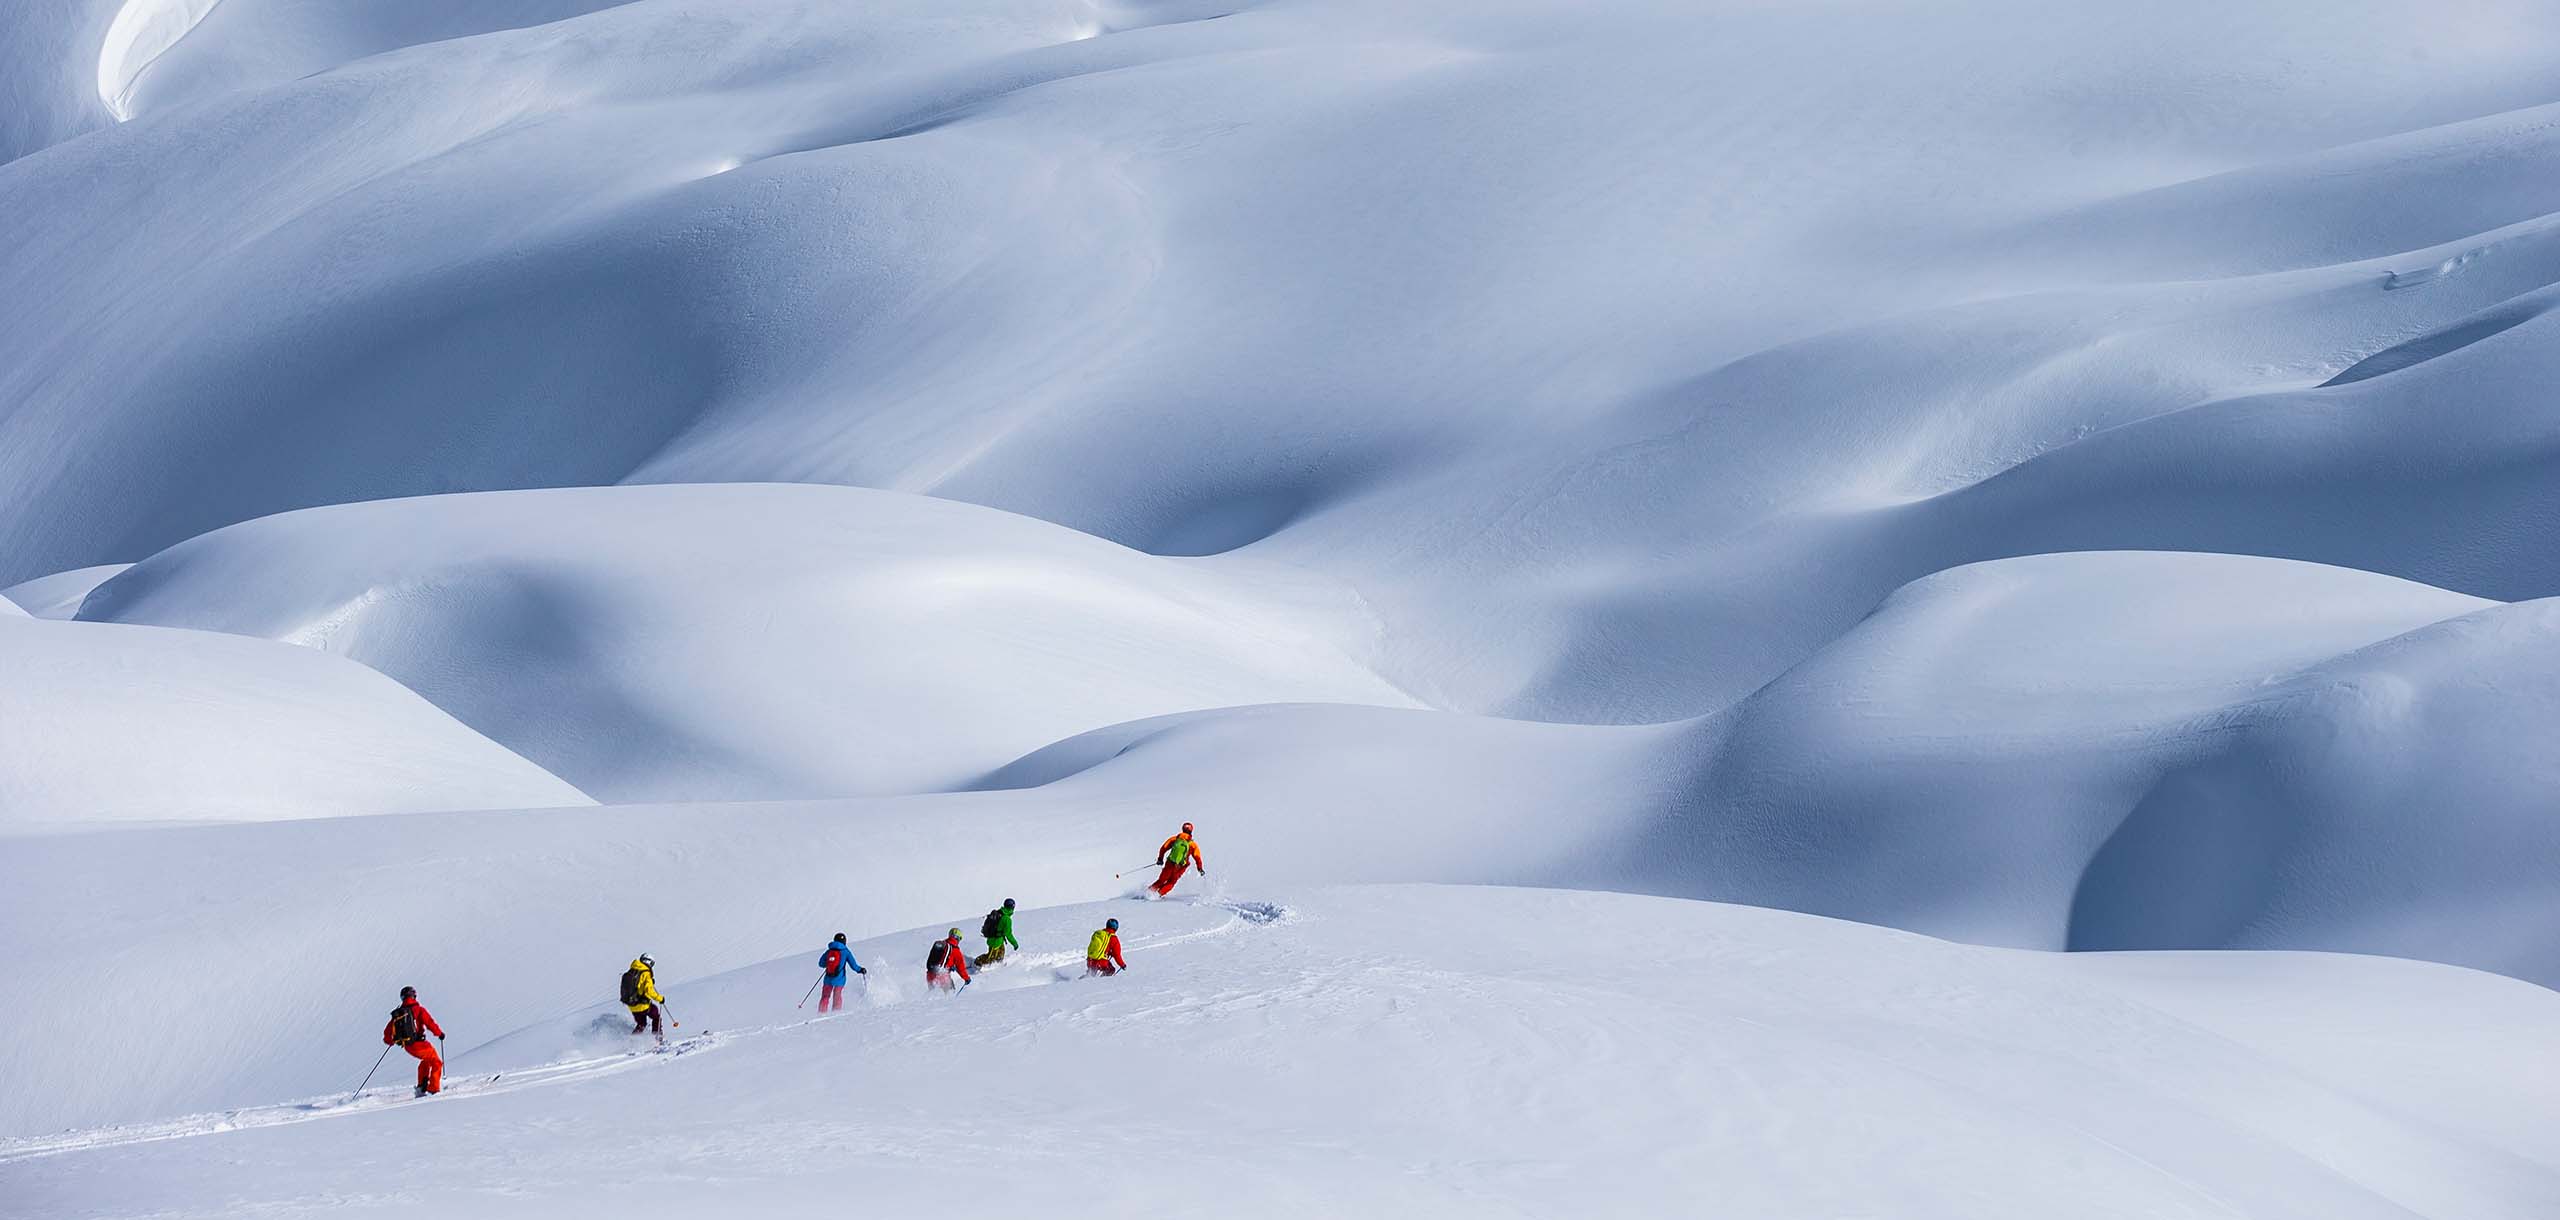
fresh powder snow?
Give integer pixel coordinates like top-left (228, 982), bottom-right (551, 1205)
top-left (2, 0), bottom-right (2556, 1216)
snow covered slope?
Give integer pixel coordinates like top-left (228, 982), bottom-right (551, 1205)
top-left (8, 1), bottom-right (2560, 1211)
top-left (0, 706), bottom-right (1677, 1133)
top-left (77, 483), bottom-right (1417, 800)
top-left (0, 562), bottom-right (127, 619)
top-left (6, 0), bottom-right (2560, 720)
top-left (112, 0), bottom-right (639, 121)
top-left (7, 887), bottom-right (2556, 1219)
top-left (0, 615), bottom-right (589, 832)
top-left (1664, 551), bottom-right (2560, 987)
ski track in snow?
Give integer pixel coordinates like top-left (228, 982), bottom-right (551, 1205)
top-left (0, 1033), bottom-right (730, 1165)
top-left (0, 900), bottom-right (1287, 1165)
top-left (6, 2), bottom-right (2560, 1210)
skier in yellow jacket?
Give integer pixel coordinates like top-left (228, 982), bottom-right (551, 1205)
top-left (1086, 918), bottom-right (1128, 976)
top-left (621, 955), bottom-right (667, 1040)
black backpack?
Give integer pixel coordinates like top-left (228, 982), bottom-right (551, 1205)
top-left (981, 908), bottom-right (1004, 939)
top-left (389, 1005), bottom-right (420, 1044)
top-left (620, 967), bottom-right (644, 1006)
top-left (926, 940), bottom-right (949, 969)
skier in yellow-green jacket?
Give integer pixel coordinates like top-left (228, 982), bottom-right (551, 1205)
top-left (1086, 918), bottom-right (1128, 976)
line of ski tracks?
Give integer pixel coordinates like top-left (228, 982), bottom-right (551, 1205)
top-left (0, 899), bottom-right (1295, 1164)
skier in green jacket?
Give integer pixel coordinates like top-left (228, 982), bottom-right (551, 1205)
top-left (975, 898), bottom-right (1019, 967)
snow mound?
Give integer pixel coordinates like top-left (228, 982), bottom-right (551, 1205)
top-left (109, 0), bottom-right (640, 120)
top-left (0, 615), bottom-right (588, 832)
top-left (1, 562), bottom-right (128, 619)
top-left (1671, 551), bottom-right (2560, 986)
top-left (7, 0), bottom-right (2560, 724)
top-left (8, 887), bottom-right (2556, 1219)
top-left (77, 483), bottom-right (1419, 801)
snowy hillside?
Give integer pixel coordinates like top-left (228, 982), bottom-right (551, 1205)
top-left (75, 483), bottom-right (1416, 799)
top-left (0, 615), bottom-right (588, 831)
top-left (8, 888), bottom-right (2558, 1219)
top-left (5, 0), bottom-right (2559, 1214)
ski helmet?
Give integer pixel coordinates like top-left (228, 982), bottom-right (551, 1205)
top-left (400, 986), bottom-right (417, 999)
top-left (1181, 822), bottom-right (1193, 833)
top-left (639, 954), bottom-right (653, 967)
top-left (947, 928), bottom-right (961, 939)
top-left (1105, 918), bottom-right (1120, 931)
top-left (1003, 898), bottom-right (1016, 909)
top-left (834, 932), bottom-right (847, 943)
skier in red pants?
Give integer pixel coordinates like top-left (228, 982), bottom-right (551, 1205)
top-left (1149, 822), bottom-right (1206, 896)
top-left (382, 986), bottom-right (446, 1097)
top-left (1086, 918), bottom-right (1128, 976)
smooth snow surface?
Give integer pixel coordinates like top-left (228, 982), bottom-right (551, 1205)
top-left (7, 0), bottom-right (2560, 1213)
top-left (78, 483), bottom-right (1418, 800)
top-left (1, 562), bottom-right (129, 619)
top-left (6, 888), bottom-right (2557, 1219)
top-left (0, 709), bottom-right (1677, 1132)
top-left (0, 616), bottom-right (590, 832)
top-left (1668, 552), bottom-right (2560, 986)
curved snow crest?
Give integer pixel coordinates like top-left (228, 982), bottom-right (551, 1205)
top-left (0, 615), bottom-right (591, 831)
top-left (108, 0), bottom-right (649, 120)
top-left (9, 0), bottom-right (2560, 727)
top-left (95, 0), bottom-right (221, 119)
top-left (1, 563), bottom-right (129, 619)
top-left (77, 483), bottom-right (1423, 801)
top-left (1666, 551), bottom-right (2560, 987)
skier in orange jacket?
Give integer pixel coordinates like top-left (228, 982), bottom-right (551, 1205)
top-left (381, 986), bottom-right (446, 1097)
top-left (1149, 822), bottom-right (1206, 896)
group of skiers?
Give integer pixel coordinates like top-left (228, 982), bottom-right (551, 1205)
top-left (377, 823), bottom-right (1206, 1098)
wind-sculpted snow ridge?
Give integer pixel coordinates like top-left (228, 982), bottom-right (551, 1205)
top-left (976, 553), bottom-right (2560, 989)
top-left (76, 483), bottom-right (1418, 801)
top-left (1664, 551), bottom-right (2560, 988)
top-left (106, 0), bottom-right (641, 121)
top-left (6, 0), bottom-right (2560, 720)
top-left (0, 615), bottom-right (590, 833)
top-left (9, 2), bottom-right (2560, 1208)
top-left (93, 0), bottom-right (222, 120)
top-left (6, 888), bottom-right (2557, 1218)
top-left (1, 563), bottom-right (127, 619)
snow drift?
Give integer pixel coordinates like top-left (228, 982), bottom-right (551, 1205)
top-left (6, 0), bottom-right (2560, 1211)
top-left (1666, 551), bottom-right (2560, 987)
top-left (5, 0), bottom-right (2560, 722)
top-left (0, 615), bottom-right (588, 832)
top-left (76, 483), bottom-right (1417, 800)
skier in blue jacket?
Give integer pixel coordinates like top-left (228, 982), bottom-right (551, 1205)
top-left (816, 933), bottom-right (865, 1012)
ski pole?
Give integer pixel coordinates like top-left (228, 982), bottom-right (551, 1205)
top-left (351, 1044), bottom-right (393, 1100)
top-left (798, 976), bottom-right (821, 1009)
top-left (662, 1002), bottom-right (680, 1030)
top-left (1113, 862), bottom-right (1161, 878)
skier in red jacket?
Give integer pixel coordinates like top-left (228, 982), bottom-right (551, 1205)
top-left (381, 986), bottom-right (447, 1097)
top-left (927, 929), bottom-right (973, 993)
